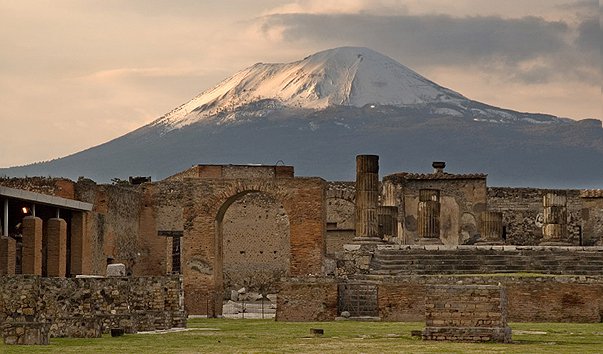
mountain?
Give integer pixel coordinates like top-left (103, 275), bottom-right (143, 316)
top-left (2, 47), bottom-right (602, 188)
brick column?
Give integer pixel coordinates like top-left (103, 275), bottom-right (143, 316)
top-left (70, 211), bottom-right (91, 275)
top-left (47, 218), bottom-right (67, 277)
top-left (22, 216), bottom-right (43, 275)
top-left (0, 236), bottom-right (17, 275)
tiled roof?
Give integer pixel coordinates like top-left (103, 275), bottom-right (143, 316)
top-left (581, 189), bottom-right (603, 198)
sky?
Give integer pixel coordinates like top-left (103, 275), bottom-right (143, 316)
top-left (0, 0), bottom-right (600, 168)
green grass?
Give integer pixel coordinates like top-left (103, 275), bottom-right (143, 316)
top-left (1, 319), bottom-right (602, 353)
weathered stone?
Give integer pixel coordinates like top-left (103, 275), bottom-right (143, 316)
top-left (106, 263), bottom-right (126, 277)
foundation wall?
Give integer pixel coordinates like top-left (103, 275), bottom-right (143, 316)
top-left (277, 275), bottom-right (603, 323)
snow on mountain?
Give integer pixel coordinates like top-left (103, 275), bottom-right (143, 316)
top-left (153, 47), bottom-right (467, 130)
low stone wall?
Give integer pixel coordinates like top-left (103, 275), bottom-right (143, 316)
top-left (0, 275), bottom-right (186, 338)
top-left (422, 285), bottom-right (511, 342)
top-left (277, 275), bottom-right (603, 323)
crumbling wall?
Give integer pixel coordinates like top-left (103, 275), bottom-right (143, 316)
top-left (0, 275), bottom-right (186, 337)
top-left (326, 182), bottom-right (355, 255)
top-left (580, 193), bottom-right (603, 245)
top-left (0, 177), bottom-right (75, 199)
top-left (487, 188), bottom-right (586, 245)
top-left (385, 177), bottom-right (487, 245)
top-left (75, 179), bottom-right (142, 275)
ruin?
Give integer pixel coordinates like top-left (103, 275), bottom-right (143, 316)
top-left (1, 155), bottom-right (602, 342)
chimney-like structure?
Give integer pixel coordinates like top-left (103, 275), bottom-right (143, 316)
top-left (432, 161), bottom-right (446, 174)
top-left (355, 155), bottom-right (380, 240)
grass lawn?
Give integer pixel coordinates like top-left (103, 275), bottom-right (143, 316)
top-left (1, 319), bottom-right (602, 353)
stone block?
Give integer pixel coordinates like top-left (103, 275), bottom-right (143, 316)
top-left (106, 263), bottom-right (126, 277)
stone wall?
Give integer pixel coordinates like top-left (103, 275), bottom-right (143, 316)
top-left (75, 180), bottom-right (143, 275)
top-left (0, 177), bottom-right (75, 200)
top-left (277, 275), bottom-right (603, 323)
top-left (0, 275), bottom-right (185, 338)
top-left (487, 187), bottom-right (603, 245)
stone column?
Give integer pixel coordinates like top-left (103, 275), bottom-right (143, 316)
top-left (354, 155), bottom-right (381, 242)
top-left (417, 189), bottom-right (442, 245)
top-left (70, 211), bottom-right (91, 275)
top-left (0, 236), bottom-right (16, 275)
top-left (46, 218), bottom-right (67, 277)
top-left (540, 193), bottom-right (569, 245)
top-left (22, 216), bottom-right (43, 275)
top-left (478, 211), bottom-right (504, 245)
top-left (377, 206), bottom-right (398, 239)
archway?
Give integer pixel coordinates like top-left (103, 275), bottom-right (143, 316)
top-left (215, 191), bottom-right (290, 308)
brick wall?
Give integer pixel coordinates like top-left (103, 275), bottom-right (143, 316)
top-left (422, 285), bottom-right (511, 342)
top-left (276, 277), bottom-right (338, 321)
top-left (222, 192), bottom-right (290, 294)
top-left (277, 275), bottom-right (603, 323)
top-left (0, 275), bottom-right (185, 337)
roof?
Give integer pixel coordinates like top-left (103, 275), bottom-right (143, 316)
top-left (384, 172), bottom-right (487, 182)
top-left (0, 186), bottom-right (93, 211)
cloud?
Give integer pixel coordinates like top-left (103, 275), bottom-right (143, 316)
top-left (257, 12), bottom-right (598, 85)
top-left (265, 0), bottom-right (409, 16)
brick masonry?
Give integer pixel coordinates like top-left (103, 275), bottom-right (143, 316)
top-left (277, 275), bottom-right (603, 323)
top-left (276, 277), bottom-right (338, 321)
top-left (422, 285), bottom-right (512, 342)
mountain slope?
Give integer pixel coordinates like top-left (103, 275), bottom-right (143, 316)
top-left (1, 47), bottom-right (601, 188)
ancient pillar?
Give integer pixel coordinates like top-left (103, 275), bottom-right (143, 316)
top-left (540, 193), bottom-right (569, 245)
top-left (478, 211), bottom-right (504, 245)
top-left (0, 236), bottom-right (16, 275)
top-left (46, 218), bottom-right (67, 277)
top-left (70, 211), bottom-right (91, 275)
top-left (417, 189), bottom-right (442, 244)
top-left (22, 216), bottom-right (43, 275)
top-left (354, 155), bottom-right (380, 241)
top-left (377, 206), bottom-right (398, 239)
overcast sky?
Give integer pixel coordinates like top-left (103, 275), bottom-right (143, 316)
top-left (0, 0), bottom-right (600, 167)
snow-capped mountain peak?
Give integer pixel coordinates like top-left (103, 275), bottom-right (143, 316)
top-left (155, 47), bottom-right (466, 129)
